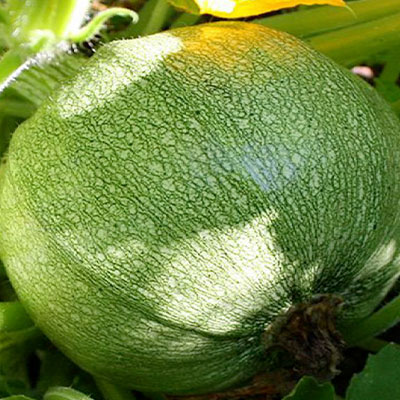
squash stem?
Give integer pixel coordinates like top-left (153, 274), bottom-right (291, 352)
top-left (94, 377), bottom-right (137, 400)
top-left (112, 0), bottom-right (174, 39)
top-left (342, 293), bottom-right (400, 346)
top-left (263, 295), bottom-right (344, 380)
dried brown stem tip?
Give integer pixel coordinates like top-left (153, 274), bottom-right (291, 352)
top-left (265, 294), bottom-right (345, 380)
top-left (170, 295), bottom-right (344, 400)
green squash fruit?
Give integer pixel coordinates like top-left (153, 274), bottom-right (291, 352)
top-left (1, 21), bottom-right (400, 395)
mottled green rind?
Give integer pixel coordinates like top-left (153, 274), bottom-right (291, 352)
top-left (1, 22), bottom-right (400, 394)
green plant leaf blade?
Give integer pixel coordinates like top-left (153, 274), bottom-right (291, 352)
top-left (0, 47), bottom-right (87, 106)
top-left (346, 344), bottom-right (400, 400)
top-left (44, 387), bottom-right (94, 400)
top-left (0, 302), bottom-right (33, 333)
top-left (0, 396), bottom-right (35, 400)
top-left (283, 377), bottom-right (335, 400)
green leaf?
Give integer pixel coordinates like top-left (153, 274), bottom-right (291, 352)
top-left (346, 344), bottom-right (400, 400)
top-left (343, 293), bottom-right (400, 346)
top-left (0, 375), bottom-right (30, 398)
top-left (0, 278), bottom-right (17, 303)
top-left (392, 100), bottom-right (400, 117)
top-left (0, 113), bottom-right (20, 158)
top-left (0, 307), bottom-right (44, 392)
top-left (35, 351), bottom-right (77, 395)
top-left (142, 393), bottom-right (166, 400)
top-left (0, 7), bottom-right (8, 25)
top-left (0, 97), bottom-right (35, 119)
top-left (375, 52), bottom-right (400, 104)
top-left (166, 0), bottom-right (200, 16)
top-left (94, 378), bottom-right (137, 400)
top-left (306, 12), bottom-right (400, 67)
top-left (0, 50), bottom-right (26, 89)
top-left (114, 0), bottom-right (174, 39)
top-left (0, 395), bottom-right (35, 400)
top-left (0, 48), bottom-right (87, 107)
top-left (256, 0), bottom-right (400, 38)
top-left (44, 387), bottom-right (94, 400)
top-left (282, 376), bottom-right (335, 400)
top-left (169, 12), bottom-right (202, 30)
top-left (0, 302), bottom-right (33, 333)
top-left (0, 261), bottom-right (6, 278)
top-left (254, 0), bottom-right (400, 67)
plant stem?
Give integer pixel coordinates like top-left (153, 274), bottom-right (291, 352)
top-left (0, 1), bottom-right (88, 89)
top-left (48, 1), bottom-right (91, 39)
top-left (308, 12), bottom-right (400, 66)
top-left (7, 0), bottom-right (90, 45)
top-left (69, 8), bottom-right (138, 42)
top-left (95, 378), bottom-right (137, 400)
top-left (343, 293), bottom-right (400, 345)
top-left (114, 0), bottom-right (174, 38)
top-left (256, 0), bottom-right (400, 38)
top-left (140, 0), bottom-right (174, 36)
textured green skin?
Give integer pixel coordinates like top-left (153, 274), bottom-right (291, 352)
top-left (1, 22), bottom-right (400, 394)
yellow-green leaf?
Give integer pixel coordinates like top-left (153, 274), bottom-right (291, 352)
top-left (168, 0), bottom-right (345, 18)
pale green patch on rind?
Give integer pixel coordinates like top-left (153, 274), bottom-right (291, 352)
top-left (1, 22), bottom-right (400, 394)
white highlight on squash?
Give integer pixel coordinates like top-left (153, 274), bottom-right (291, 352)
top-left (352, 239), bottom-right (398, 286)
top-left (57, 34), bottom-right (183, 119)
top-left (241, 143), bottom-right (305, 192)
top-left (375, 239), bottom-right (397, 267)
top-left (148, 212), bottom-right (288, 334)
